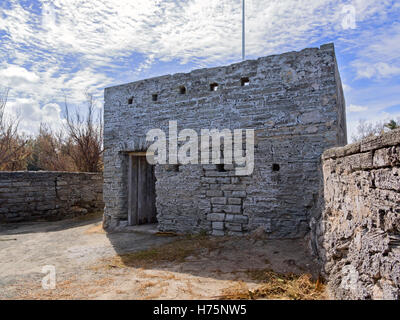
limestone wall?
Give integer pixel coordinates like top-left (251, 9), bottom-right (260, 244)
top-left (321, 130), bottom-right (400, 299)
top-left (0, 172), bottom-right (103, 222)
top-left (103, 43), bottom-right (347, 237)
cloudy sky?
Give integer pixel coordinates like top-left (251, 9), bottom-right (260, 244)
top-left (0, 0), bottom-right (399, 140)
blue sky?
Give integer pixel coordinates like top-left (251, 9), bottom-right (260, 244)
top-left (0, 0), bottom-right (399, 141)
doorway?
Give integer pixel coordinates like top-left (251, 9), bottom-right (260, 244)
top-left (128, 154), bottom-right (157, 225)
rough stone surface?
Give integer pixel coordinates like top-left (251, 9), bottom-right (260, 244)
top-left (0, 172), bottom-right (103, 222)
top-left (320, 129), bottom-right (400, 300)
top-left (103, 43), bottom-right (347, 237)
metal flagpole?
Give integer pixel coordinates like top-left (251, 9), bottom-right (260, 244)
top-left (242, 0), bottom-right (245, 61)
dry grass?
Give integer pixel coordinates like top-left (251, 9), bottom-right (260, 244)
top-left (137, 271), bottom-right (177, 280)
top-left (137, 281), bottom-right (158, 292)
top-left (8, 232), bottom-right (324, 300)
top-left (13, 276), bottom-right (115, 300)
top-left (84, 223), bottom-right (105, 234)
top-left (13, 277), bottom-right (80, 300)
top-left (140, 288), bottom-right (166, 300)
top-left (220, 269), bottom-right (326, 300)
top-left (105, 235), bottom-right (223, 269)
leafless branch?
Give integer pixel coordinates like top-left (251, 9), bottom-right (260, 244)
top-left (63, 91), bottom-right (104, 172)
top-left (0, 87), bottom-right (30, 171)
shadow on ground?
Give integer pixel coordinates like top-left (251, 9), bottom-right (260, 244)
top-left (105, 226), bottom-right (321, 282)
top-left (0, 218), bottom-right (324, 299)
top-left (0, 212), bottom-right (103, 236)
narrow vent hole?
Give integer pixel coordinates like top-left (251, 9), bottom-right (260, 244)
top-left (210, 83), bottom-right (219, 91)
top-left (272, 163), bottom-right (280, 172)
top-left (179, 86), bottom-right (186, 94)
top-left (216, 164), bottom-right (226, 172)
top-left (241, 77), bottom-right (250, 86)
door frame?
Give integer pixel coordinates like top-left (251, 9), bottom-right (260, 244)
top-left (127, 152), bottom-right (155, 226)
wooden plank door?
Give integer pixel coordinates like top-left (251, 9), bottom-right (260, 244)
top-left (128, 155), bottom-right (157, 225)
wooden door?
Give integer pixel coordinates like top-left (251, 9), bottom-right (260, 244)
top-left (128, 155), bottom-right (157, 225)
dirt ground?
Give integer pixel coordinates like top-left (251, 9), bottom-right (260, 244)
top-left (0, 213), bottom-right (324, 300)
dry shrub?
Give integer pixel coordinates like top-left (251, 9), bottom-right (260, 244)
top-left (220, 269), bottom-right (326, 300)
top-left (28, 124), bottom-right (76, 171)
top-left (0, 88), bottom-right (103, 173)
top-left (0, 87), bottom-right (30, 171)
top-left (64, 92), bottom-right (103, 172)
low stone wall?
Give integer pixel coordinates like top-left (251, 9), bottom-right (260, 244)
top-left (0, 172), bottom-right (103, 223)
top-left (320, 129), bottom-right (400, 299)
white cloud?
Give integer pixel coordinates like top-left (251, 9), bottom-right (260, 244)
top-left (4, 98), bottom-right (66, 136)
top-left (342, 83), bottom-right (352, 93)
top-left (353, 61), bottom-right (400, 79)
top-left (0, 0), bottom-right (399, 137)
top-left (2, 1), bottom-right (395, 69)
top-left (348, 104), bottom-right (368, 112)
top-left (0, 65), bottom-right (40, 85)
top-left (350, 22), bottom-right (400, 80)
top-left (375, 62), bottom-right (400, 78)
top-left (135, 54), bottom-right (155, 75)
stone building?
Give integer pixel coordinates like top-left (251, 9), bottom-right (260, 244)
top-left (103, 43), bottom-right (347, 237)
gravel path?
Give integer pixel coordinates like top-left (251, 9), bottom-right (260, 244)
top-left (0, 215), bottom-right (321, 300)
top-left (0, 215), bottom-right (175, 298)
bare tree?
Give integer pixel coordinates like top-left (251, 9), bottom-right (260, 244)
top-left (351, 118), bottom-right (400, 143)
top-left (0, 87), bottom-right (10, 133)
top-left (351, 119), bottom-right (386, 143)
top-left (0, 88), bottom-right (30, 171)
top-left (64, 91), bottom-right (104, 172)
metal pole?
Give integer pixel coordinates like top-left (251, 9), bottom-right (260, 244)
top-left (242, 0), bottom-right (245, 61)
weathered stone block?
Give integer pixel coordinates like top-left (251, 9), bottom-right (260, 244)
top-left (212, 222), bottom-right (224, 230)
top-left (224, 205), bottom-right (242, 214)
top-left (207, 213), bottom-right (225, 222)
top-left (225, 223), bottom-right (242, 232)
top-left (206, 190), bottom-right (223, 197)
top-left (226, 214), bottom-right (248, 223)
top-left (203, 164), bottom-right (217, 170)
top-left (211, 230), bottom-right (225, 236)
top-left (211, 197), bottom-right (227, 205)
top-left (373, 146), bottom-right (400, 168)
top-left (201, 177), bottom-right (217, 184)
top-left (216, 177), bottom-right (231, 184)
top-left (228, 198), bottom-right (242, 205)
top-left (231, 191), bottom-right (247, 198)
top-left (221, 184), bottom-right (247, 191)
